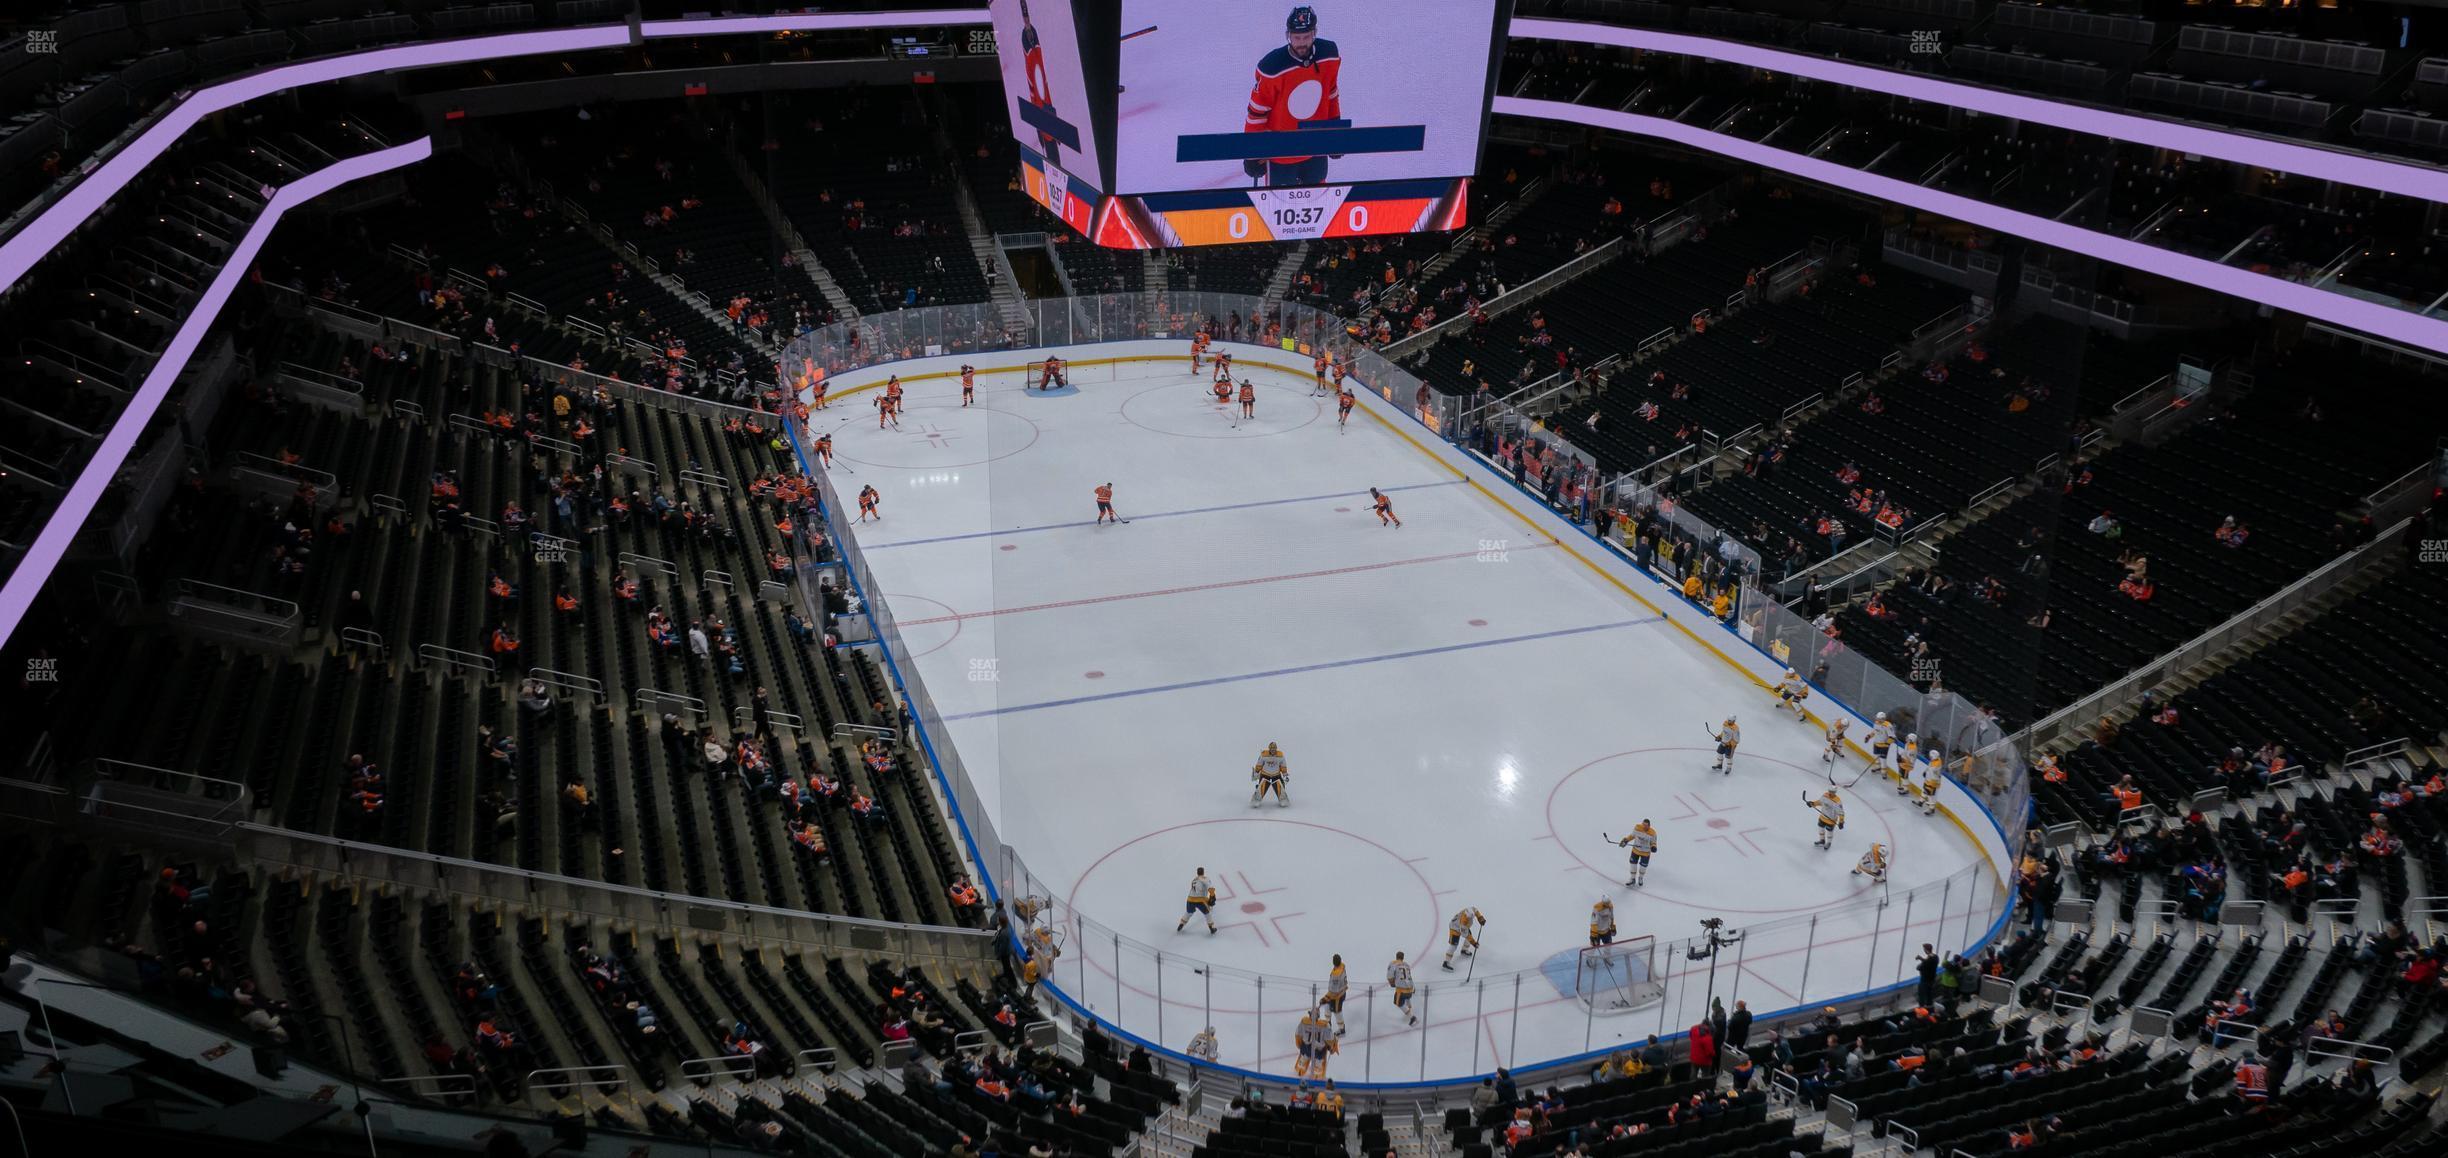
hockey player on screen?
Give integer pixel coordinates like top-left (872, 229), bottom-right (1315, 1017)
top-left (1019, 0), bottom-right (1060, 166)
top-left (1244, 7), bottom-right (1342, 188)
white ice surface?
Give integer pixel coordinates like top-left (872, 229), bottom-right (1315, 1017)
top-left (827, 349), bottom-right (2002, 1082)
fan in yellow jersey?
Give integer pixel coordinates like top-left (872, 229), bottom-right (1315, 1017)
top-left (1822, 718), bottom-right (1850, 766)
top-left (1176, 867), bottom-right (1219, 934)
top-left (1292, 1007), bottom-right (1338, 1079)
top-left (1912, 749), bottom-right (1944, 816)
top-left (1613, 820), bottom-right (1659, 887)
top-left (1868, 712), bottom-right (1895, 768)
top-left (1251, 741), bottom-right (1290, 807)
top-left (1710, 716), bottom-right (1742, 774)
top-left (1807, 788), bottom-right (1846, 850)
top-left (1773, 668), bottom-right (1810, 720)
top-left (1853, 842), bottom-right (1889, 883)
top-left (1387, 952), bottom-right (1418, 1025)
top-left (1322, 954), bottom-right (1349, 1035)
top-left (1441, 906), bottom-right (1486, 970)
top-left (1590, 897), bottom-right (1617, 947)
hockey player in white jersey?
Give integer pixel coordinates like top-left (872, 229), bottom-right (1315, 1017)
top-left (1868, 712), bottom-right (1894, 769)
top-left (1807, 788), bottom-right (1846, 850)
top-left (1251, 741), bottom-right (1290, 807)
top-left (1387, 952), bottom-right (1418, 1024)
top-left (1441, 906), bottom-right (1485, 971)
top-left (1187, 1025), bottom-right (1220, 1061)
top-left (1613, 820), bottom-right (1659, 887)
top-left (1822, 718), bottom-right (1850, 766)
top-left (1177, 867), bottom-right (1219, 934)
top-left (1774, 667), bottom-right (1810, 720)
top-left (1913, 749), bottom-right (1945, 816)
top-left (1590, 897), bottom-right (1617, 948)
top-left (1853, 842), bottom-right (1889, 883)
top-left (1894, 731), bottom-right (1920, 783)
top-left (1322, 954), bottom-right (1349, 1035)
top-left (1710, 716), bottom-right (1742, 774)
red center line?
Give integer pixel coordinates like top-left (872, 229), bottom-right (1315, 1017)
top-left (895, 542), bottom-right (1556, 627)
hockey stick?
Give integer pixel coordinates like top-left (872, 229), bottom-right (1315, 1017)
top-left (1121, 24), bottom-right (1159, 43)
top-left (1461, 922), bottom-right (1483, 983)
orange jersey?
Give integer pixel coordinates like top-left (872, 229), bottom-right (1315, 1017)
top-left (1094, 485), bottom-right (1113, 503)
top-left (1374, 495), bottom-right (1393, 514)
top-left (1338, 392), bottom-right (1355, 410)
top-left (1238, 383), bottom-right (1255, 402)
top-left (961, 368), bottom-right (975, 389)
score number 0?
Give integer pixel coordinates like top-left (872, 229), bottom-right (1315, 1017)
top-left (1225, 203), bottom-right (1372, 239)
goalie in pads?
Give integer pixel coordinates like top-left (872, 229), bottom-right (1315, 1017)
top-left (1252, 741), bottom-right (1289, 807)
top-left (1034, 357), bottom-right (1068, 391)
top-left (1292, 1006), bottom-right (1338, 1079)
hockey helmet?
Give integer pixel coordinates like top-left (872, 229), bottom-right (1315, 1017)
top-left (1825, 789), bottom-right (1841, 800)
top-left (1875, 711), bottom-right (1888, 721)
top-left (1265, 741), bottom-right (1281, 754)
top-left (1724, 715), bottom-right (1738, 724)
top-left (1286, 5), bottom-right (1318, 33)
top-left (1906, 732), bottom-right (1918, 743)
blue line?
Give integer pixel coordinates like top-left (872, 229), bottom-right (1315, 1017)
top-left (863, 480), bottom-right (1462, 550)
top-left (941, 616), bottom-right (1664, 721)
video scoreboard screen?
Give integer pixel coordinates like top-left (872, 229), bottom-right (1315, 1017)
top-left (987, 0), bottom-right (1511, 249)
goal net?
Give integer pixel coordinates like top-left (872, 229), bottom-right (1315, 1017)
top-left (1024, 358), bottom-right (1110, 387)
top-left (1575, 937), bottom-right (1665, 1016)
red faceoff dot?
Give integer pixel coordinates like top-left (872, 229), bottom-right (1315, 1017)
top-left (1083, 671), bottom-right (1105, 679)
top-left (999, 544), bottom-right (1018, 551)
top-left (1708, 818), bottom-right (1732, 829)
top-left (1468, 618), bottom-right (1488, 627)
top-left (1240, 901), bottom-right (1266, 914)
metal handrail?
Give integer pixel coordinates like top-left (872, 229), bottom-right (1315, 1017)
top-left (417, 643), bottom-right (497, 676)
top-left (526, 667), bottom-right (605, 702)
top-left (635, 687), bottom-right (707, 720)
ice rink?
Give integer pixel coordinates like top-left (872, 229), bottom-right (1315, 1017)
top-left (815, 345), bottom-right (2006, 1083)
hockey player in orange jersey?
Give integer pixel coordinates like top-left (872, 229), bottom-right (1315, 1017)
top-left (1244, 7), bottom-right (1341, 188)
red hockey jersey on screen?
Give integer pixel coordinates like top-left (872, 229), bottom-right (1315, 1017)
top-left (1245, 41), bottom-right (1341, 164)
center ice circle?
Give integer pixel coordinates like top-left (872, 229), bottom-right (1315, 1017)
top-left (1065, 818), bottom-right (1443, 1003)
top-left (1118, 380), bottom-right (1323, 438)
top-left (833, 402), bottom-right (1041, 468)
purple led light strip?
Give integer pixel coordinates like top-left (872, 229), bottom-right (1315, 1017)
top-left (0, 138), bottom-right (434, 647)
top-left (1511, 17), bottom-right (2448, 205)
top-left (1497, 94), bottom-right (2448, 355)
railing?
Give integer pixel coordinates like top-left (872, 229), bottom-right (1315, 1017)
top-left (526, 666), bottom-right (605, 703)
top-left (417, 643), bottom-right (497, 677)
top-left (165, 578), bottom-right (302, 648)
top-left (83, 759), bottom-right (252, 844)
top-left (634, 687), bottom-right (706, 722)
top-left (1379, 236), bottom-right (1627, 360)
top-left (2018, 517), bottom-right (2412, 754)
top-left (238, 824), bottom-right (997, 964)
